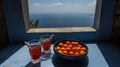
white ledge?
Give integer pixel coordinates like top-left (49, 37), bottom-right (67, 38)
top-left (27, 27), bottom-right (96, 33)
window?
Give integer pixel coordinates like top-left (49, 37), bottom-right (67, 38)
top-left (3, 0), bottom-right (115, 42)
top-left (28, 0), bottom-right (96, 28)
top-left (21, 0), bottom-right (102, 33)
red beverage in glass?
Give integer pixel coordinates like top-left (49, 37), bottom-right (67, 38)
top-left (29, 45), bottom-right (41, 60)
top-left (25, 39), bottom-right (41, 64)
top-left (42, 39), bottom-right (51, 50)
top-left (41, 34), bottom-right (53, 53)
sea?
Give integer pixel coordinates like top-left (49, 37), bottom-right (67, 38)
top-left (29, 13), bottom-right (94, 28)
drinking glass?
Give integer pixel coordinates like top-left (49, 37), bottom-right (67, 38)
top-left (25, 39), bottom-right (41, 64)
top-left (40, 34), bottom-right (54, 54)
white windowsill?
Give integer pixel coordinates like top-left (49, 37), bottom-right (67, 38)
top-left (27, 27), bottom-right (96, 33)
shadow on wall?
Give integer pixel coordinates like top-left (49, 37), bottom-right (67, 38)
top-left (111, 0), bottom-right (120, 48)
top-left (0, 0), bottom-right (9, 51)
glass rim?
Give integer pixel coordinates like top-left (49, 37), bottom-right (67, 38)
top-left (28, 39), bottom-right (41, 45)
top-left (40, 34), bottom-right (52, 40)
top-left (41, 34), bottom-right (54, 38)
top-left (41, 34), bottom-right (52, 37)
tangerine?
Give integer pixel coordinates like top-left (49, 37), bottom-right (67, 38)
top-left (58, 42), bottom-right (64, 47)
top-left (72, 47), bottom-right (76, 52)
top-left (81, 47), bottom-right (86, 51)
top-left (66, 47), bottom-right (71, 51)
top-left (63, 44), bottom-right (67, 48)
top-left (80, 50), bottom-right (85, 55)
top-left (56, 46), bottom-right (61, 51)
top-left (63, 50), bottom-right (68, 55)
top-left (78, 45), bottom-right (82, 48)
top-left (76, 47), bottom-right (81, 52)
top-left (66, 41), bottom-right (71, 45)
top-left (58, 50), bottom-right (62, 54)
top-left (61, 47), bottom-right (66, 51)
top-left (68, 45), bottom-right (72, 48)
top-left (75, 52), bottom-right (80, 56)
top-left (69, 51), bottom-right (74, 55)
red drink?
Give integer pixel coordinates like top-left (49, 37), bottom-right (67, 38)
top-left (29, 45), bottom-right (41, 60)
top-left (40, 34), bottom-right (53, 60)
top-left (25, 39), bottom-right (41, 64)
top-left (41, 34), bottom-right (53, 53)
top-left (42, 39), bottom-right (51, 50)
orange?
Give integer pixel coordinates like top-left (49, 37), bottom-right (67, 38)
top-left (72, 42), bottom-right (78, 47)
top-left (58, 42), bottom-right (64, 47)
top-left (71, 42), bottom-right (75, 45)
top-left (61, 47), bottom-right (66, 51)
top-left (58, 50), bottom-right (63, 54)
top-left (78, 45), bottom-right (82, 48)
top-left (75, 52), bottom-right (80, 56)
top-left (80, 50), bottom-right (85, 55)
top-left (56, 46), bottom-right (61, 51)
top-left (63, 50), bottom-right (68, 55)
top-left (69, 51), bottom-right (74, 55)
top-left (81, 47), bottom-right (86, 51)
top-left (68, 45), bottom-right (72, 48)
top-left (72, 47), bottom-right (76, 52)
top-left (66, 41), bottom-right (71, 45)
top-left (76, 47), bottom-right (81, 52)
top-left (66, 47), bottom-right (71, 51)
top-left (74, 42), bottom-right (79, 45)
top-left (63, 44), bottom-right (67, 48)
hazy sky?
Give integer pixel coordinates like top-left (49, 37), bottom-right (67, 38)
top-left (28, 0), bottom-right (96, 14)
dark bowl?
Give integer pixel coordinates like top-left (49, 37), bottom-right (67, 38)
top-left (53, 40), bottom-right (88, 60)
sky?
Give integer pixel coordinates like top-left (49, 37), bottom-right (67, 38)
top-left (28, 0), bottom-right (96, 14)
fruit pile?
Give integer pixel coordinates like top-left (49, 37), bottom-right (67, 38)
top-left (55, 41), bottom-right (87, 56)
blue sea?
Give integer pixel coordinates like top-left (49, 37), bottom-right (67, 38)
top-left (30, 13), bottom-right (94, 28)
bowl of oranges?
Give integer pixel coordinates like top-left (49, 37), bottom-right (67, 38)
top-left (53, 40), bottom-right (88, 60)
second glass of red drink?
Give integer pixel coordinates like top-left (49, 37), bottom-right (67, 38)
top-left (40, 34), bottom-right (54, 60)
top-left (40, 34), bottom-right (54, 54)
